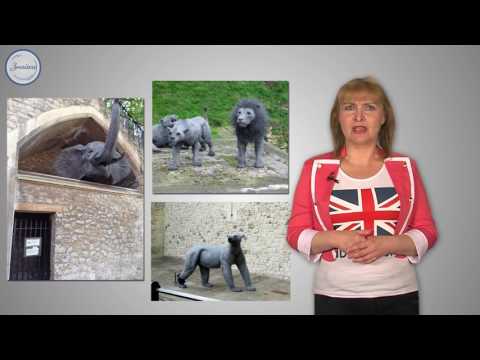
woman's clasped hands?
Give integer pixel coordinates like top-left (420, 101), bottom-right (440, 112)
top-left (334, 229), bottom-right (391, 264)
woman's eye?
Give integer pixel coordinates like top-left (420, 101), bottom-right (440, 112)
top-left (343, 104), bottom-right (354, 111)
top-left (365, 104), bottom-right (377, 111)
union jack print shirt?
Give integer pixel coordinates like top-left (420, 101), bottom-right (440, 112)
top-left (314, 165), bottom-right (418, 298)
top-left (330, 183), bottom-right (400, 236)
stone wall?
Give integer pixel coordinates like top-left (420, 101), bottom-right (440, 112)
top-left (7, 98), bottom-right (104, 131)
top-left (151, 203), bottom-right (165, 257)
top-left (16, 179), bottom-right (144, 280)
top-left (159, 202), bottom-right (290, 280)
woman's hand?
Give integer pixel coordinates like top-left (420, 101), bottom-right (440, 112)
top-left (347, 234), bottom-right (418, 263)
top-left (311, 229), bottom-right (372, 255)
top-left (347, 235), bottom-right (391, 264)
top-left (333, 229), bottom-right (373, 253)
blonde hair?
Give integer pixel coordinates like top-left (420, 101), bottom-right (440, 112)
top-left (330, 76), bottom-right (396, 158)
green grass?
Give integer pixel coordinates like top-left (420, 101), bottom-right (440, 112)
top-left (211, 127), bottom-right (219, 140)
top-left (221, 155), bottom-right (238, 168)
top-left (152, 81), bottom-right (289, 150)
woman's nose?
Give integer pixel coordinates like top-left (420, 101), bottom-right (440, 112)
top-left (354, 109), bottom-right (364, 121)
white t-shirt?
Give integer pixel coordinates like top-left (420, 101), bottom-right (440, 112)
top-left (314, 164), bottom-right (418, 298)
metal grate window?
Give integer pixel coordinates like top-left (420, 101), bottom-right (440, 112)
top-left (10, 212), bottom-right (52, 280)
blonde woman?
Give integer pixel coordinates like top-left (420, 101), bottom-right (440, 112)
top-left (287, 77), bottom-right (438, 315)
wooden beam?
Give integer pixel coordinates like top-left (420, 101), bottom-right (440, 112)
top-left (15, 202), bottom-right (64, 213)
top-left (17, 171), bottom-right (143, 197)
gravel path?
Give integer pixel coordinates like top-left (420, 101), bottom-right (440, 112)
top-left (152, 128), bottom-right (289, 194)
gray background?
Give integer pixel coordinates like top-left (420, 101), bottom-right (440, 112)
top-left (1, 45), bottom-right (479, 314)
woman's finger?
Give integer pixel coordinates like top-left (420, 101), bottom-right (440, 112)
top-left (348, 240), bottom-right (368, 253)
top-left (356, 229), bottom-right (373, 237)
top-left (353, 249), bottom-right (381, 263)
top-left (348, 247), bottom-right (372, 259)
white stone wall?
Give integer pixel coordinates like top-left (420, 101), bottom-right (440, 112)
top-left (151, 203), bottom-right (165, 257)
top-left (17, 180), bottom-right (144, 280)
top-left (6, 98), bottom-right (104, 276)
top-left (161, 202), bottom-right (290, 280)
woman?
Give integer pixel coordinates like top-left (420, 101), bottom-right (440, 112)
top-left (287, 77), bottom-right (438, 315)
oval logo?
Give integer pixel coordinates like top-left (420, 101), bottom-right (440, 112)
top-left (5, 49), bottom-right (41, 85)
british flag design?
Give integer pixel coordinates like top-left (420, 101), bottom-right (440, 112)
top-left (329, 187), bottom-right (400, 236)
top-left (320, 187), bottom-right (402, 262)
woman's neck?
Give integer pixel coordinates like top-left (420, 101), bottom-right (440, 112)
top-left (343, 142), bottom-right (382, 166)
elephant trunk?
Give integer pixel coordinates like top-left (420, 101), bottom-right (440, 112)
top-left (96, 99), bottom-right (120, 165)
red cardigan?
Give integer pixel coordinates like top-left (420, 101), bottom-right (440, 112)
top-left (287, 151), bottom-right (438, 263)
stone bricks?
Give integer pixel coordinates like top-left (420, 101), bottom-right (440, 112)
top-left (7, 98), bottom-right (103, 131)
top-left (17, 179), bottom-right (143, 280)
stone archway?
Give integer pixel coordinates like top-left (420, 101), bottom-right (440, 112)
top-left (6, 105), bottom-right (143, 277)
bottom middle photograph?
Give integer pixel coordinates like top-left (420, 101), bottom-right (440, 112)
top-left (151, 202), bottom-right (290, 301)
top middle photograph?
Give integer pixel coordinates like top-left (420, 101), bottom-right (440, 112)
top-left (152, 81), bottom-right (289, 194)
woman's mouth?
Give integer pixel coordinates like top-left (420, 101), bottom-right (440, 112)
top-left (352, 126), bottom-right (367, 134)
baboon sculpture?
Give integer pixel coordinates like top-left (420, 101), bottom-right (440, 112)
top-left (176, 234), bottom-right (256, 292)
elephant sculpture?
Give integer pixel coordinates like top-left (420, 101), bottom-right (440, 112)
top-left (53, 99), bottom-right (137, 188)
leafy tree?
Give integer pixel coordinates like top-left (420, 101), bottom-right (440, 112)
top-left (105, 98), bottom-right (144, 125)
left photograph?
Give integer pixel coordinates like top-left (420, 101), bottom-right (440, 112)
top-left (6, 98), bottom-right (145, 280)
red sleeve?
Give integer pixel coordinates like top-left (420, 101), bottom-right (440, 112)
top-left (408, 159), bottom-right (438, 250)
top-left (287, 160), bottom-right (318, 251)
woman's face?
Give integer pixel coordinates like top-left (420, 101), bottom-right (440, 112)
top-left (338, 92), bottom-right (385, 147)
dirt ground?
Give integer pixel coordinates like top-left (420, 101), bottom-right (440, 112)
top-left (152, 128), bottom-right (289, 194)
top-left (152, 256), bottom-right (290, 302)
